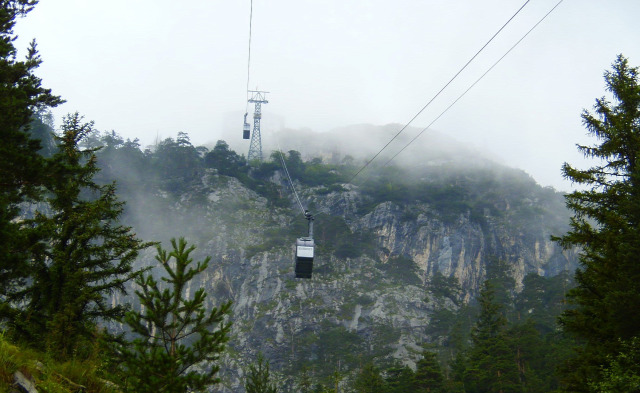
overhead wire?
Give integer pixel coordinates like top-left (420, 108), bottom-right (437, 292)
top-left (245, 0), bottom-right (253, 113)
top-left (243, 0), bottom-right (306, 218)
top-left (275, 137), bottom-right (307, 216)
top-left (347, 0), bottom-right (531, 184)
top-left (379, 0), bottom-right (565, 170)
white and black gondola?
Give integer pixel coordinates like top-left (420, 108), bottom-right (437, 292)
top-left (243, 113), bottom-right (251, 139)
top-left (295, 211), bottom-right (315, 279)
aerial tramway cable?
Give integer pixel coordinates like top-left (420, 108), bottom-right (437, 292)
top-left (245, 0), bottom-right (253, 112)
top-left (275, 138), bottom-right (307, 216)
top-left (347, 0), bottom-right (532, 184)
top-left (379, 0), bottom-right (565, 170)
top-left (245, 0), bottom-right (562, 278)
top-left (240, 0), bottom-right (316, 278)
top-left (274, 136), bottom-right (316, 279)
top-left (242, 0), bottom-right (254, 139)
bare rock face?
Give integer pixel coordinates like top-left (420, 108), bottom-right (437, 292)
top-left (117, 170), bottom-right (576, 392)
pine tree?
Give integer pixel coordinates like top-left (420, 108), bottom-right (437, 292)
top-left (589, 337), bottom-right (640, 393)
top-left (204, 140), bottom-right (246, 176)
top-left (507, 321), bottom-right (546, 393)
top-left (484, 257), bottom-right (516, 319)
top-left (465, 281), bottom-right (520, 393)
top-left (555, 55), bottom-right (640, 392)
top-left (385, 364), bottom-right (415, 393)
top-left (245, 353), bottom-right (278, 393)
top-left (0, 0), bottom-right (62, 321)
top-left (299, 366), bottom-right (313, 393)
top-left (6, 114), bottom-right (149, 356)
top-left (412, 350), bottom-right (444, 393)
top-left (449, 351), bottom-right (468, 393)
top-left (352, 362), bottom-right (386, 393)
top-left (118, 237), bottom-right (232, 392)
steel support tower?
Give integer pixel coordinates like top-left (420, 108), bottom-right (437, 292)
top-left (247, 90), bottom-right (268, 162)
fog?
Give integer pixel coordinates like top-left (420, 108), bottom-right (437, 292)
top-left (14, 0), bottom-right (640, 191)
top-left (222, 123), bottom-right (495, 173)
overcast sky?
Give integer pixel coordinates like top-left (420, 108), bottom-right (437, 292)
top-left (13, 0), bottom-right (640, 191)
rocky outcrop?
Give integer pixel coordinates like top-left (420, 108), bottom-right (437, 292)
top-left (117, 170), bottom-right (576, 392)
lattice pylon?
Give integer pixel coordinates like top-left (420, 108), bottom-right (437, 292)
top-left (247, 90), bottom-right (268, 162)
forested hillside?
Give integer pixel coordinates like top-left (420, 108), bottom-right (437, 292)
top-left (70, 126), bottom-right (576, 392)
top-left (4, 2), bottom-right (640, 392)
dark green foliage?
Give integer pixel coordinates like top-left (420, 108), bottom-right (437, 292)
top-left (413, 350), bottom-right (445, 393)
top-left (152, 132), bottom-right (202, 192)
top-left (298, 366), bottom-right (313, 393)
top-left (515, 272), bottom-right (572, 334)
top-left (245, 353), bottom-right (278, 393)
top-left (555, 55), bottom-right (640, 391)
top-left (356, 161), bottom-right (568, 231)
top-left (384, 364), bottom-right (414, 393)
top-left (302, 156), bottom-right (347, 187)
top-left (465, 281), bottom-right (520, 393)
top-left (285, 322), bottom-right (365, 384)
top-left (117, 238), bottom-right (232, 392)
top-left (204, 140), bottom-right (246, 177)
top-left (267, 150), bottom-right (348, 188)
top-left (283, 150), bottom-right (304, 178)
top-left (316, 322), bottom-right (364, 367)
top-left (8, 114), bottom-right (150, 357)
top-left (449, 352), bottom-right (468, 393)
top-left (428, 271), bottom-right (463, 306)
top-left (589, 337), bottom-right (640, 393)
top-left (510, 272), bottom-right (573, 392)
top-left (93, 131), bottom-right (149, 192)
top-left (352, 362), bottom-right (386, 393)
top-left (314, 215), bottom-right (375, 259)
top-left (28, 110), bottom-right (57, 157)
top-left (484, 257), bottom-right (516, 318)
top-left (436, 272), bottom-right (575, 393)
top-left (0, 0), bottom-right (63, 321)
top-left (449, 274), bottom-right (573, 393)
top-left (377, 255), bottom-right (422, 285)
top-left (426, 272), bottom-right (471, 361)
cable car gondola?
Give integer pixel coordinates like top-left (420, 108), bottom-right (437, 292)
top-left (295, 211), bottom-right (314, 279)
top-left (243, 113), bottom-right (251, 139)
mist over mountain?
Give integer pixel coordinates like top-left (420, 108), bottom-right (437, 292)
top-left (6, 1), bottom-right (639, 389)
top-left (222, 123), bottom-right (498, 171)
top-left (79, 122), bottom-right (576, 391)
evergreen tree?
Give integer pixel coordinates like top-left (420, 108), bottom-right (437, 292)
top-left (555, 55), bottom-right (640, 391)
top-left (465, 281), bottom-right (520, 393)
top-left (589, 337), bottom-right (640, 393)
top-left (298, 366), bottom-right (313, 393)
top-left (117, 238), bottom-right (232, 392)
top-left (152, 133), bottom-right (202, 191)
top-left (245, 353), bottom-right (278, 393)
top-left (507, 321), bottom-right (546, 393)
top-left (204, 140), bottom-right (245, 176)
top-left (449, 351), bottom-right (468, 393)
top-left (512, 274), bottom-right (575, 392)
top-left (427, 271), bottom-right (463, 307)
top-left (9, 114), bottom-right (149, 356)
top-left (352, 362), bottom-right (386, 393)
top-left (484, 257), bottom-right (516, 319)
top-left (28, 109), bottom-right (57, 157)
top-left (412, 350), bottom-right (445, 393)
top-left (385, 364), bottom-right (414, 393)
top-left (0, 0), bottom-right (62, 321)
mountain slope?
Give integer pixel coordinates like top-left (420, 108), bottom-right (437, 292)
top-left (104, 147), bottom-right (575, 390)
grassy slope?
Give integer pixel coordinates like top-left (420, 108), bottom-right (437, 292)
top-left (0, 332), bottom-right (118, 393)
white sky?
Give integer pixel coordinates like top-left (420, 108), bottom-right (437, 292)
top-left (13, 0), bottom-right (640, 191)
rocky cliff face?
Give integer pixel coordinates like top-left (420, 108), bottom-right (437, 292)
top-left (117, 167), bottom-right (576, 391)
